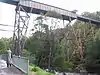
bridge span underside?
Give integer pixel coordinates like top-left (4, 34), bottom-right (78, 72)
top-left (0, 0), bottom-right (100, 25)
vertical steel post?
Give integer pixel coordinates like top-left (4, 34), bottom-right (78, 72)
top-left (12, 2), bottom-right (31, 56)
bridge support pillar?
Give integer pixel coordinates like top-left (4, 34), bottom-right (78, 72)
top-left (12, 4), bottom-right (32, 56)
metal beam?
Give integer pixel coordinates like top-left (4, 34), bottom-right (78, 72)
top-left (0, 0), bottom-right (100, 25)
top-left (12, 4), bottom-right (31, 56)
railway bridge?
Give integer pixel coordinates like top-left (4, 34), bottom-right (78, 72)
top-left (0, 0), bottom-right (100, 74)
top-left (0, 0), bottom-right (100, 56)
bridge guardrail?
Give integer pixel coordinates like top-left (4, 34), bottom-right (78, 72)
top-left (12, 55), bottom-right (29, 74)
top-left (0, 54), bottom-right (29, 74)
top-left (0, 54), bottom-right (7, 61)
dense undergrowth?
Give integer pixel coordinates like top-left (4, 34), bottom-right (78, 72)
top-left (29, 64), bottom-right (54, 75)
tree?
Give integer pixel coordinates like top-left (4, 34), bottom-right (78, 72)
top-left (25, 11), bottom-right (100, 72)
top-left (71, 11), bottom-right (100, 70)
top-left (0, 39), bottom-right (5, 53)
top-left (0, 37), bottom-right (11, 54)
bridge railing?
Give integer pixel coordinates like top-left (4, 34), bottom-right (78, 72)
top-left (0, 54), bottom-right (7, 61)
top-left (12, 55), bottom-right (29, 74)
top-left (0, 54), bottom-right (29, 74)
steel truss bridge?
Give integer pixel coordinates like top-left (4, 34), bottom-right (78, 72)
top-left (0, 0), bottom-right (100, 55)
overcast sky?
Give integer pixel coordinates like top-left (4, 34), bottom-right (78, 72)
top-left (0, 0), bottom-right (100, 38)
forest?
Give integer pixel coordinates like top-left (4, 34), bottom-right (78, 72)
top-left (0, 11), bottom-right (100, 73)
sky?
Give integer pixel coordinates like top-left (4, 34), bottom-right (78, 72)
top-left (0, 0), bottom-right (100, 38)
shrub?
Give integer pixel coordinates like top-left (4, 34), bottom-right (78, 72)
top-left (29, 64), bottom-right (54, 75)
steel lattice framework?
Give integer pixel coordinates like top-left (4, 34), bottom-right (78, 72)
top-left (12, 3), bottom-right (32, 55)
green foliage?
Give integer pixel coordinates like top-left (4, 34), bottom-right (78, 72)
top-left (32, 67), bottom-right (41, 72)
top-left (65, 61), bottom-right (74, 69)
top-left (29, 64), bottom-right (54, 75)
top-left (53, 55), bottom-right (74, 71)
top-left (53, 56), bottom-right (65, 67)
top-left (23, 49), bottom-right (29, 57)
top-left (0, 37), bottom-right (11, 54)
top-left (0, 39), bottom-right (5, 53)
top-left (37, 71), bottom-right (53, 75)
top-left (85, 39), bottom-right (100, 67)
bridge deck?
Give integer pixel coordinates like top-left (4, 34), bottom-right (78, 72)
top-left (0, 0), bottom-right (100, 25)
top-left (0, 55), bottom-right (27, 75)
top-left (19, 0), bottom-right (77, 20)
top-left (0, 66), bottom-right (24, 75)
